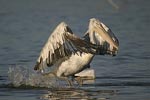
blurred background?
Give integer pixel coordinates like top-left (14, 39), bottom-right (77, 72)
top-left (0, 0), bottom-right (150, 100)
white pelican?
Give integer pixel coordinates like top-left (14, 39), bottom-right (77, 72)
top-left (34, 18), bottom-right (119, 86)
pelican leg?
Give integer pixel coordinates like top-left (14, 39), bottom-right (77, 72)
top-left (58, 76), bottom-right (73, 87)
top-left (41, 72), bottom-right (73, 87)
top-left (74, 76), bottom-right (83, 86)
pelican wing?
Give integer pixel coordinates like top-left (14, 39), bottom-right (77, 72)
top-left (35, 22), bottom-right (98, 69)
top-left (89, 18), bottom-right (119, 50)
top-left (85, 18), bottom-right (119, 55)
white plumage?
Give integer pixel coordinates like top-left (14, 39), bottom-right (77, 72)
top-left (34, 18), bottom-right (119, 86)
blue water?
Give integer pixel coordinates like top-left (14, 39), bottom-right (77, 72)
top-left (0, 0), bottom-right (150, 100)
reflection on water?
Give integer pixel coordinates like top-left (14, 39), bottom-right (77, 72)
top-left (6, 66), bottom-right (150, 100)
top-left (6, 66), bottom-right (117, 100)
top-left (40, 88), bottom-right (116, 100)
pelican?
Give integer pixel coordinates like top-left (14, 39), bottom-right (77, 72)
top-left (34, 18), bottom-right (119, 86)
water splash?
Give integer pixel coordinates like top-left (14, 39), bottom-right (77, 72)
top-left (8, 65), bottom-right (57, 88)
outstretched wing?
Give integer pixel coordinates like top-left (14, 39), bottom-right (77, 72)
top-left (34, 22), bottom-right (98, 70)
top-left (84, 18), bottom-right (119, 55)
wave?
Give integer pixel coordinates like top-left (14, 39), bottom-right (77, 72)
top-left (0, 65), bottom-right (149, 89)
top-left (7, 66), bottom-right (59, 88)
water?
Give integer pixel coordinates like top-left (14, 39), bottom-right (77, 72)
top-left (0, 0), bottom-right (150, 100)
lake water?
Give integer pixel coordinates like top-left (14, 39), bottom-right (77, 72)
top-left (0, 0), bottom-right (150, 100)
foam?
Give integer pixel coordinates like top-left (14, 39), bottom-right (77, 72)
top-left (8, 66), bottom-right (57, 88)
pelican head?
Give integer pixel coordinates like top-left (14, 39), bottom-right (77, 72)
top-left (88, 18), bottom-right (119, 56)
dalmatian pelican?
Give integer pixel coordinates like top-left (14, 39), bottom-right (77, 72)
top-left (34, 18), bottom-right (119, 86)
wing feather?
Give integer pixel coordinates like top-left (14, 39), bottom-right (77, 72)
top-left (36, 22), bottom-right (98, 68)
